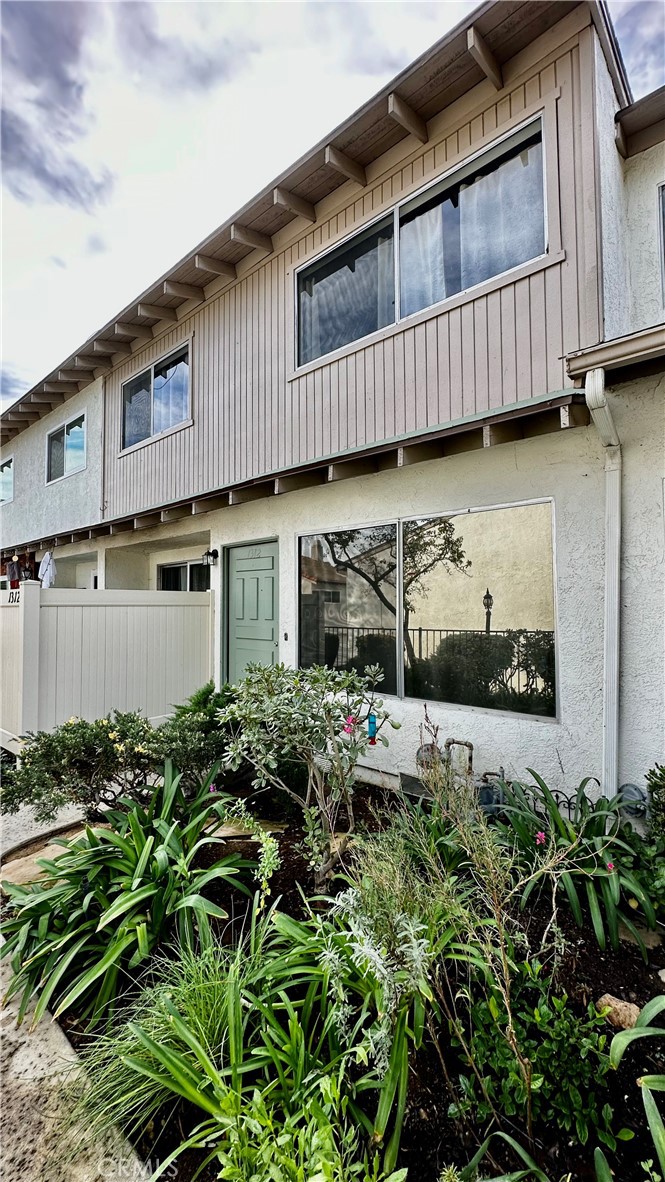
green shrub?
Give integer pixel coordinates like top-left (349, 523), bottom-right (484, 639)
top-left (451, 963), bottom-right (622, 1150)
top-left (647, 763), bottom-right (665, 839)
top-left (0, 765), bottom-right (268, 1026)
top-left (495, 773), bottom-right (658, 955)
top-left (0, 710), bottom-right (157, 823)
top-left (71, 899), bottom-right (411, 1174)
top-left (220, 662), bottom-right (398, 885)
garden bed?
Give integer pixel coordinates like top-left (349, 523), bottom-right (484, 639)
top-left (2, 676), bottom-right (663, 1182)
top-left (52, 795), bottom-right (663, 1182)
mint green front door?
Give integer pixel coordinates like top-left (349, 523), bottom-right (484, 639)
top-left (227, 542), bottom-right (279, 684)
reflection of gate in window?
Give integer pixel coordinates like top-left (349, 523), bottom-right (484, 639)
top-left (403, 503), bottom-right (556, 715)
top-left (158, 562), bottom-right (210, 591)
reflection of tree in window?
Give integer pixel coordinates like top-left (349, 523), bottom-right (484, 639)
top-left (311, 520), bottom-right (470, 691)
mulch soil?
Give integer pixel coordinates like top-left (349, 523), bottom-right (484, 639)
top-left (55, 785), bottom-right (664, 1182)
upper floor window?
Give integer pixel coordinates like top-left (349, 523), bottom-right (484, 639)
top-left (297, 119), bottom-right (545, 365)
top-left (122, 345), bottom-right (189, 450)
top-left (47, 414), bottom-right (85, 483)
top-left (0, 457), bottom-right (13, 503)
top-left (298, 219), bottom-right (394, 365)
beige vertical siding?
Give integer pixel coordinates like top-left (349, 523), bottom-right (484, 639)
top-left (36, 590), bottom-right (212, 730)
top-left (103, 36), bottom-right (598, 520)
top-left (0, 596), bottom-right (22, 739)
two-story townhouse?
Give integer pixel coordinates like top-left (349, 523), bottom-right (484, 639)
top-left (2, 0), bottom-right (663, 794)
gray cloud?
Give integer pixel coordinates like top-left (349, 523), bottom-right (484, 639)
top-left (1, 366), bottom-right (29, 404)
top-left (612, 1), bottom-right (665, 99)
top-left (86, 232), bottom-right (107, 255)
top-left (304, 3), bottom-right (410, 76)
top-left (112, 2), bottom-right (258, 94)
top-left (50, 256), bottom-right (67, 270)
top-left (1, 1), bottom-right (113, 211)
top-left (1, 108), bottom-right (111, 210)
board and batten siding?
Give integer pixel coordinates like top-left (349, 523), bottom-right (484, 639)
top-left (103, 28), bottom-right (599, 521)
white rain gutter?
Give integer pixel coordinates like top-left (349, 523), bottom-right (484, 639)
top-left (585, 367), bottom-right (621, 797)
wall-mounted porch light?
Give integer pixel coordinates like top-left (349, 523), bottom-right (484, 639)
top-left (202, 548), bottom-right (219, 567)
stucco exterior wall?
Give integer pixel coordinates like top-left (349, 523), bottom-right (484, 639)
top-left (594, 37), bottom-right (631, 340)
top-left (39, 368), bottom-right (663, 794)
top-left (611, 371), bottom-right (665, 783)
top-left (625, 143), bottom-right (665, 333)
top-left (0, 381), bottom-right (103, 551)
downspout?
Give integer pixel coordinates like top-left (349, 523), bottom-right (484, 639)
top-left (585, 367), bottom-right (621, 797)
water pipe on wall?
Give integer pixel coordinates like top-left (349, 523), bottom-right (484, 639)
top-left (585, 367), bottom-right (622, 797)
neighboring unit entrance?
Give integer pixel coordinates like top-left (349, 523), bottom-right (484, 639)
top-left (227, 541), bottom-right (279, 684)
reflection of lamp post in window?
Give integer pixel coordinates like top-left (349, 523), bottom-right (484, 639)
top-left (483, 588), bottom-right (493, 635)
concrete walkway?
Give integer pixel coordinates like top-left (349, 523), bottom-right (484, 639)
top-left (1, 955), bottom-right (148, 1182)
top-left (1, 804), bottom-right (83, 859)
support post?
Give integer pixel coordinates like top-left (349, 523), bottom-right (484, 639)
top-left (19, 581), bottom-right (42, 735)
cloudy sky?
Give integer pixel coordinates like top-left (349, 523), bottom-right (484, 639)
top-left (2, 0), bottom-right (664, 409)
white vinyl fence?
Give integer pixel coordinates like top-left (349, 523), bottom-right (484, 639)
top-left (1, 582), bottom-right (213, 750)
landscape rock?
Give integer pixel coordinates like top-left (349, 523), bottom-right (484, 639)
top-left (596, 992), bottom-right (641, 1029)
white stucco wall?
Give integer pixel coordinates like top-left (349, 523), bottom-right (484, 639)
top-left (611, 370), bottom-right (665, 783)
top-left (40, 369), bottom-right (664, 794)
top-left (0, 380), bottom-right (103, 550)
top-left (625, 143), bottom-right (665, 333)
top-left (595, 37), bottom-right (631, 341)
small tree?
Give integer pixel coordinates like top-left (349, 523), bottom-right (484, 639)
top-left (219, 663), bottom-right (398, 885)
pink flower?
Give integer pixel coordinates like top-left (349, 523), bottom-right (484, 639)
top-left (535, 831), bottom-right (546, 846)
top-left (607, 861), bottom-right (615, 871)
top-left (342, 715), bottom-right (356, 734)
top-left (209, 783), bottom-right (217, 793)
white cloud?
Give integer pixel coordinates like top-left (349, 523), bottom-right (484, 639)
top-left (1, 0), bottom-right (659, 408)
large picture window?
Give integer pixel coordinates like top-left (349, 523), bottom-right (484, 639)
top-left (122, 345), bottom-right (189, 450)
top-left (298, 502), bottom-right (556, 717)
top-left (47, 414), bottom-right (85, 483)
top-left (297, 119), bottom-right (545, 365)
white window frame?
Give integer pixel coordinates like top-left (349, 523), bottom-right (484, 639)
top-left (296, 496), bottom-right (558, 720)
top-left (120, 342), bottom-right (191, 453)
top-left (0, 455), bottom-right (14, 504)
top-left (295, 115), bottom-right (548, 369)
top-left (45, 412), bottom-right (87, 486)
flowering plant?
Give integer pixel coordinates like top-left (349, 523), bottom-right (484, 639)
top-left (220, 663), bottom-right (399, 885)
